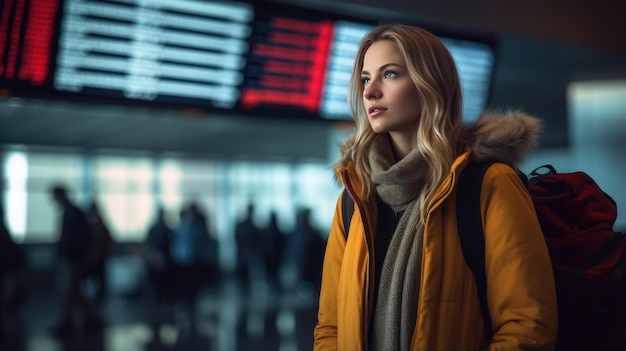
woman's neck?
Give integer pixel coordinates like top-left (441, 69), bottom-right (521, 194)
top-left (389, 133), bottom-right (413, 161)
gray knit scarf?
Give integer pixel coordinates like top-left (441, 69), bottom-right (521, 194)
top-left (369, 134), bottom-right (428, 351)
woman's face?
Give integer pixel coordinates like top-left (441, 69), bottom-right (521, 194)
top-left (361, 40), bottom-right (421, 139)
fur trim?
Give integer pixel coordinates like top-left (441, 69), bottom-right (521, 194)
top-left (469, 110), bottom-right (543, 165)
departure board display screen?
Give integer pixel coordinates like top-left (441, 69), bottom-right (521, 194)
top-left (0, 0), bottom-right (496, 121)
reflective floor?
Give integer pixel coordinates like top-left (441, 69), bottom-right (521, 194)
top-left (0, 276), bottom-right (319, 351)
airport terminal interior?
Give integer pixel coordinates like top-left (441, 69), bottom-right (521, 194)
top-left (1, 0), bottom-right (625, 350)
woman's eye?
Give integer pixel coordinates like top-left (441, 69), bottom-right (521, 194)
top-left (384, 71), bottom-right (398, 79)
top-left (361, 77), bottom-right (370, 85)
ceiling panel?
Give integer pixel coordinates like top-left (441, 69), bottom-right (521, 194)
top-left (0, 98), bottom-right (337, 162)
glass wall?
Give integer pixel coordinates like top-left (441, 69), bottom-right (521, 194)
top-left (1, 146), bottom-right (342, 270)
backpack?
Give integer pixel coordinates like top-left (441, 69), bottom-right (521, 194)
top-left (457, 161), bottom-right (626, 351)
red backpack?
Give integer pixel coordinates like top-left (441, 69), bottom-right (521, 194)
top-left (457, 162), bottom-right (626, 350)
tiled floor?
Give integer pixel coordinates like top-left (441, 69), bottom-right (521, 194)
top-left (0, 276), bottom-right (319, 351)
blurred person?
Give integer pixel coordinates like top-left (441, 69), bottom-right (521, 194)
top-left (295, 208), bottom-right (326, 294)
top-left (314, 24), bottom-right (557, 350)
top-left (85, 201), bottom-right (113, 302)
top-left (261, 211), bottom-right (286, 293)
top-left (168, 202), bottom-right (217, 338)
top-left (282, 207), bottom-right (326, 294)
top-left (234, 204), bottom-right (259, 293)
top-left (170, 203), bottom-right (212, 309)
top-left (49, 185), bottom-right (101, 338)
top-left (188, 202), bottom-right (219, 285)
top-left (0, 204), bottom-right (27, 337)
top-left (143, 206), bottom-right (174, 304)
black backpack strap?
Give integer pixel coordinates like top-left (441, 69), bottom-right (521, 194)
top-left (341, 188), bottom-right (354, 240)
top-left (456, 160), bottom-right (495, 341)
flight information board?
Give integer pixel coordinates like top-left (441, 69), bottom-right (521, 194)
top-left (0, 0), bottom-right (59, 86)
top-left (55, 0), bottom-right (253, 108)
top-left (0, 0), bottom-right (495, 121)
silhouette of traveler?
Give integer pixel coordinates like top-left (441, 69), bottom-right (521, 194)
top-left (234, 204), bottom-right (259, 292)
top-left (170, 203), bottom-right (209, 309)
top-left (0, 204), bottom-right (27, 337)
top-left (85, 201), bottom-right (113, 302)
top-left (262, 211), bottom-right (286, 292)
top-left (295, 208), bottom-right (326, 294)
top-left (49, 185), bottom-right (101, 338)
top-left (143, 206), bottom-right (174, 305)
top-left (188, 202), bottom-right (219, 285)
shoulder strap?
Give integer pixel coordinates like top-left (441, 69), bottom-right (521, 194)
top-left (341, 188), bottom-right (354, 239)
top-left (456, 160), bottom-right (495, 340)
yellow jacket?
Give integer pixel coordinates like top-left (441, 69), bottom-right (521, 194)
top-left (314, 148), bottom-right (558, 350)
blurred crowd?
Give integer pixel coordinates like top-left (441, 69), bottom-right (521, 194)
top-left (0, 184), bottom-right (328, 343)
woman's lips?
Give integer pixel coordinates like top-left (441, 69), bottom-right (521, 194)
top-left (368, 105), bottom-right (387, 117)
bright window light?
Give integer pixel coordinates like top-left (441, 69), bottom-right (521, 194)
top-left (4, 151), bottom-right (28, 241)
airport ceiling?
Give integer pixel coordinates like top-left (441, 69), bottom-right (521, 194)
top-left (0, 97), bottom-right (341, 162)
top-left (1, 0), bottom-right (625, 163)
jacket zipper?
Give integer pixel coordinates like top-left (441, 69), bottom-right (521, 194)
top-left (428, 171), bottom-right (454, 213)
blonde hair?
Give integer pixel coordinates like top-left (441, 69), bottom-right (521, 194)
top-left (339, 24), bottom-right (464, 224)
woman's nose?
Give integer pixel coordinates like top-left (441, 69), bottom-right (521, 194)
top-left (363, 80), bottom-right (381, 100)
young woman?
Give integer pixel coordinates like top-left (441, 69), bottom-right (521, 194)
top-left (314, 24), bottom-right (558, 350)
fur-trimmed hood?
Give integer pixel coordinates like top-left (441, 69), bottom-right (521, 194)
top-left (467, 110), bottom-right (542, 166)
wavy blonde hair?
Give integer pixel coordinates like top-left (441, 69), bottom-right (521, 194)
top-left (339, 24), bottom-right (464, 224)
